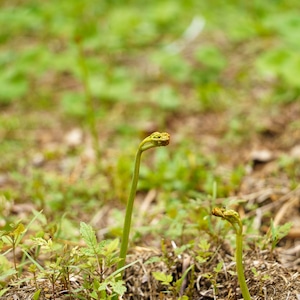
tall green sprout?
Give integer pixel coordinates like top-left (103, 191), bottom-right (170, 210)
top-left (212, 207), bottom-right (251, 300)
top-left (117, 132), bottom-right (170, 276)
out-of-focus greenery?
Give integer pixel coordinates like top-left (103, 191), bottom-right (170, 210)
top-left (1, 0), bottom-right (300, 108)
top-left (1, 0), bottom-right (299, 224)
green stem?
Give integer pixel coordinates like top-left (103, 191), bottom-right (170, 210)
top-left (117, 147), bottom-right (143, 273)
top-left (236, 232), bottom-right (251, 300)
top-left (212, 207), bottom-right (251, 300)
top-left (116, 132), bottom-right (170, 278)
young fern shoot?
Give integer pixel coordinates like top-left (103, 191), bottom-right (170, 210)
top-left (117, 132), bottom-right (170, 277)
top-left (212, 207), bottom-right (251, 300)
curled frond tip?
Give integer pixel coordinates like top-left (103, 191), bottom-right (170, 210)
top-left (149, 132), bottom-right (170, 146)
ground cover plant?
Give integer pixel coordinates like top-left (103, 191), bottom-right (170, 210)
top-left (1, 0), bottom-right (300, 299)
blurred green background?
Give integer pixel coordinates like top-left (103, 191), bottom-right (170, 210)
top-left (1, 0), bottom-right (300, 240)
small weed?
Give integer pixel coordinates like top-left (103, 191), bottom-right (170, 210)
top-left (79, 222), bottom-right (125, 298)
top-left (201, 261), bottom-right (224, 296)
top-left (0, 223), bottom-right (25, 274)
top-left (152, 264), bottom-right (194, 299)
top-left (266, 219), bottom-right (292, 252)
top-left (251, 267), bottom-right (271, 282)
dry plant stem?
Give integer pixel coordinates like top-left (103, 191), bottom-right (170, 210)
top-left (117, 132), bottom-right (170, 278)
top-left (212, 208), bottom-right (251, 300)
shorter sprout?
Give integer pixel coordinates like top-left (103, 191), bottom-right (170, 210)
top-left (212, 207), bottom-right (251, 300)
top-left (212, 207), bottom-right (242, 234)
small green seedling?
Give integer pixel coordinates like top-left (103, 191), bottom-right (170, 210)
top-left (212, 207), bottom-right (251, 300)
top-left (269, 219), bottom-right (292, 252)
top-left (117, 132), bottom-right (170, 276)
top-left (0, 222), bottom-right (25, 274)
top-left (152, 264), bottom-right (194, 298)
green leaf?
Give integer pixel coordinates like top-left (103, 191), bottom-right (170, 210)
top-left (214, 261), bottom-right (223, 273)
top-left (32, 289), bottom-right (41, 300)
top-left (0, 253), bottom-right (12, 272)
top-left (93, 279), bottom-right (101, 290)
top-left (98, 281), bottom-right (108, 291)
top-left (198, 239), bottom-right (210, 251)
top-left (270, 220), bottom-right (292, 249)
top-left (251, 267), bottom-right (259, 276)
top-left (22, 251), bottom-right (44, 271)
top-left (144, 256), bottom-right (161, 264)
top-left (12, 223), bottom-right (25, 237)
top-left (174, 264), bottom-right (194, 293)
top-left (89, 291), bottom-right (98, 299)
top-left (196, 256), bottom-right (209, 263)
top-left (110, 280), bottom-right (126, 295)
top-left (0, 288), bottom-right (9, 297)
top-left (0, 268), bottom-right (17, 281)
top-left (152, 271), bottom-right (172, 285)
top-left (80, 222), bottom-right (98, 250)
top-left (104, 238), bottom-right (119, 255)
